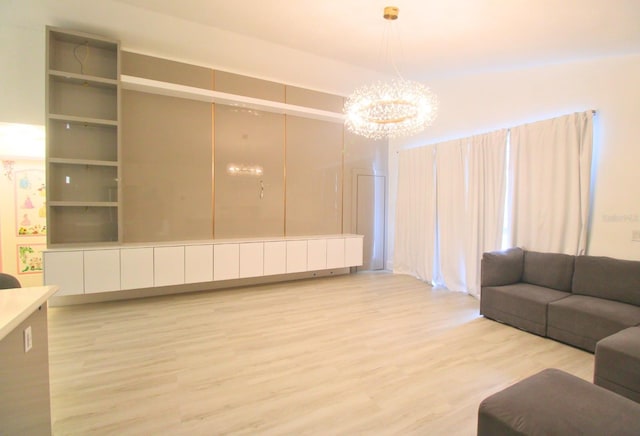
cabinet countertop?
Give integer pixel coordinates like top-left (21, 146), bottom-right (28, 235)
top-left (0, 285), bottom-right (59, 341)
top-left (44, 234), bottom-right (364, 252)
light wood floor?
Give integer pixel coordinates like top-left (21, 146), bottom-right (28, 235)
top-left (48, 272), bottom-right (593, 435)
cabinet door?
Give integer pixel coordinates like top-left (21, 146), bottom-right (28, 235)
top-left (240, 242), bottom-right (264, 278)
top-left (307, 239), bottom-right (327, 271)
top-left (120, 248), bottom-right (154, 290)
top-left (44, 251), bottom-right (84, 296)
top-left (345, 237), bottom-right (364, 267)
top-left (286, 240), bottom-right (308, 273)
top-left (154, 246), bottom-right (185, 287)
top-left (213, 244), bottom-right (240, 281)
top-left (84, 249), bottom-right (120, 293)
top-left (185, 245), bottom-right (213, 284)
top-left (326, 238), bottom-right (346, 269)
top-left (264, 241), bottom-right (286, 276)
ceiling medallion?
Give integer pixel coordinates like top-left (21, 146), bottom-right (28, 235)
top-left (344, 6), bottom-right (439, 141)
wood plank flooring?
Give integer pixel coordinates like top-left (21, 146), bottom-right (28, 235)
top-left (48, 272), bottom-right (593, 435)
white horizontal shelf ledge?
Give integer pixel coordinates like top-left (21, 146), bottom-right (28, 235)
top-left (121, 75), bottom-right (346, 125)
top-left (49, 201), bottom-right (118, 207)
top-left (49, 158), bottom-right (118, 167)
top-left (49, 114), bottom-right (119, 127)
top-left (49, 70), bottom-right (118, 87)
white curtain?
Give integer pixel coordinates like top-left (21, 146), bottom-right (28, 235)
top-left (434, 132), bottom-right (508, 295)
top-left (434, 139), bottom-right (467, 291)
top-left (395, 131), bottom-right (508, 296)
top-left (394, 112), bottom-right (592, 295)
top-left (462, 130), bottom-right (509, 296)
top-left (394, 146), bottom-right (437, 282)
top-left (507, 111), bottom-right (593, 254)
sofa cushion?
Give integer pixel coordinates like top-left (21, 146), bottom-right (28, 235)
top-left (481, 247), bottom-right (524, 287)
top-left (572, 255), bottom-right (640, 306)
top-left (522, 250), bottom-right (575, 291)
top-left (478, 368), bottom-right (640, 436)
top-left (481, 283), bottom-right (570, 336)
top-left (547, 295), bottom-right (640, 352)
top-left (594, 326), bottom-right (640, 403)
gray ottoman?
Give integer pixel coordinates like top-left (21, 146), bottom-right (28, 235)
top-left (595, 326), bottom-right (640, 403)
top-left (478, 368), bottom-right (640, 435)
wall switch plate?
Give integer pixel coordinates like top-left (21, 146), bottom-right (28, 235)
top-left (24, 326), bottom-right (32, 353)
top-left (633, 230), bottom-right (640, 242)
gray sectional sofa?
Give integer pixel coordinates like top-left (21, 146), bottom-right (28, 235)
top-left (480, 247), bottom-right (640, 352)
top-left (479, 250), bottom-right (640, 434)
top-left (477, 368), bottom-right (640, 435)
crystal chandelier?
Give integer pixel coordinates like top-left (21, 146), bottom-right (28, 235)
top-left (344, 6), bottom-right (439, 141)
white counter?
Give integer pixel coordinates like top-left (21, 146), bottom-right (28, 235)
top-left (0, 285), bottom-right (59, 341)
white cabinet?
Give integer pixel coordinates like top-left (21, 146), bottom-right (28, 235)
top-left (84, 249), bottom-right (120, 293)
top-left (154, 246), bottom-right (184, 287)
top-left (286, 240), bottom-right (308, 273)
top-left (239, 242), bottom-right (264, 278)
top-left (345, 236), bottom-right (364, 267)
top-left (264, 241), bottom-right (286, 276)
top-left (326, 238), bottom-right (345, 269)
top-left (120, 248), bottom-right (153, 290)
top-left (44, 251), bottom-right (84, 296)
top-left (185, 245), bottom-right (213, 284)
top-left (307, 239), bottom-right (327, 271)
top-left (214, 244), bottom-right (240, 281)
top-left (45, 235), bottom-right (364, 297)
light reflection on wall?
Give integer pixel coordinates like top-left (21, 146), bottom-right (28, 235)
top-left (226, 164), bottom-right (264, 176)
top-left (0, 122), bottom-right (45, 159)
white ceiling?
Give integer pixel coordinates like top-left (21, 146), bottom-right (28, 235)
top-left (113, 0), bottom-right (640, 80)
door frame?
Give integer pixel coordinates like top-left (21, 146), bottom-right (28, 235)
top-left (351, 168), bottom-right (387, 271)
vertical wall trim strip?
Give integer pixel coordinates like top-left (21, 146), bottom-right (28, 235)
top-left (211, 69), bottom-right (216, 238)
top-left (283, 86), bottom-right (288, 236)
top-left (341, 123), bottom-right (345, 234)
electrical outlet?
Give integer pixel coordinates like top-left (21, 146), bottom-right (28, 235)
top-left (24, 326), bottom-right (32, 353)
top-left (633, 230), bottom-right (640, 242)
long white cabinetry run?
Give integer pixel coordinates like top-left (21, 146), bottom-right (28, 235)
top-left (44, 235), bottom-right (363, 297)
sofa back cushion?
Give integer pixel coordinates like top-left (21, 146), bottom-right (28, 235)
top-left (481, 247), bottom-right (524, 286)
top-left (522, 251), bottom-right (575, 291)
top-left (572, 255), bottom-right (640, 305)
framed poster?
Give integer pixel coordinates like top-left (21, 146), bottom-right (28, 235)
top-left (16, 243), bottom-right (45, 274)
top-left (15, 169), bottom-right (46, 236)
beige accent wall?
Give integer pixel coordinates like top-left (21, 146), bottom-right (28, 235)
top-left (120, 51), bottom-right (388, 243)
top-left (285, 116), bottom-right (343, 235)
top-left (122, 52), bottom-right (212, 89)
top-left (286, 85), bottom-right (344, 112)
top-left (214, 106), bottom-right (285, 237)
top-left (121, 90), bottom-right (213, 242)
top-left (121, 53), bottom-right (214, 243)
top-left (214, 70), bottom-right (285, 102)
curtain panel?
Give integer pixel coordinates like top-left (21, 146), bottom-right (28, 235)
top-left (394, 146), bottom-right (437, 282)
top-left (507, 112), bottom-right (593, 254)
top-left (394, 130), bottom-right (507, 296)
top-left (462, 130), bottom-right (508, 296)
top-left (394, 111), bottom-right (592, 296)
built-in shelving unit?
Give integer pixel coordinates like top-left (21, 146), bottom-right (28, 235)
top-left (46, 26), bottom-right (121, 245)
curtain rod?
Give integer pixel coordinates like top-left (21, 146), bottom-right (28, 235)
top-left (395, 110), bottom-right (597, 154)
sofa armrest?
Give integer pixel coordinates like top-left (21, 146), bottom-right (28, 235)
top-left (481, 247), bottom-right (524, 287)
